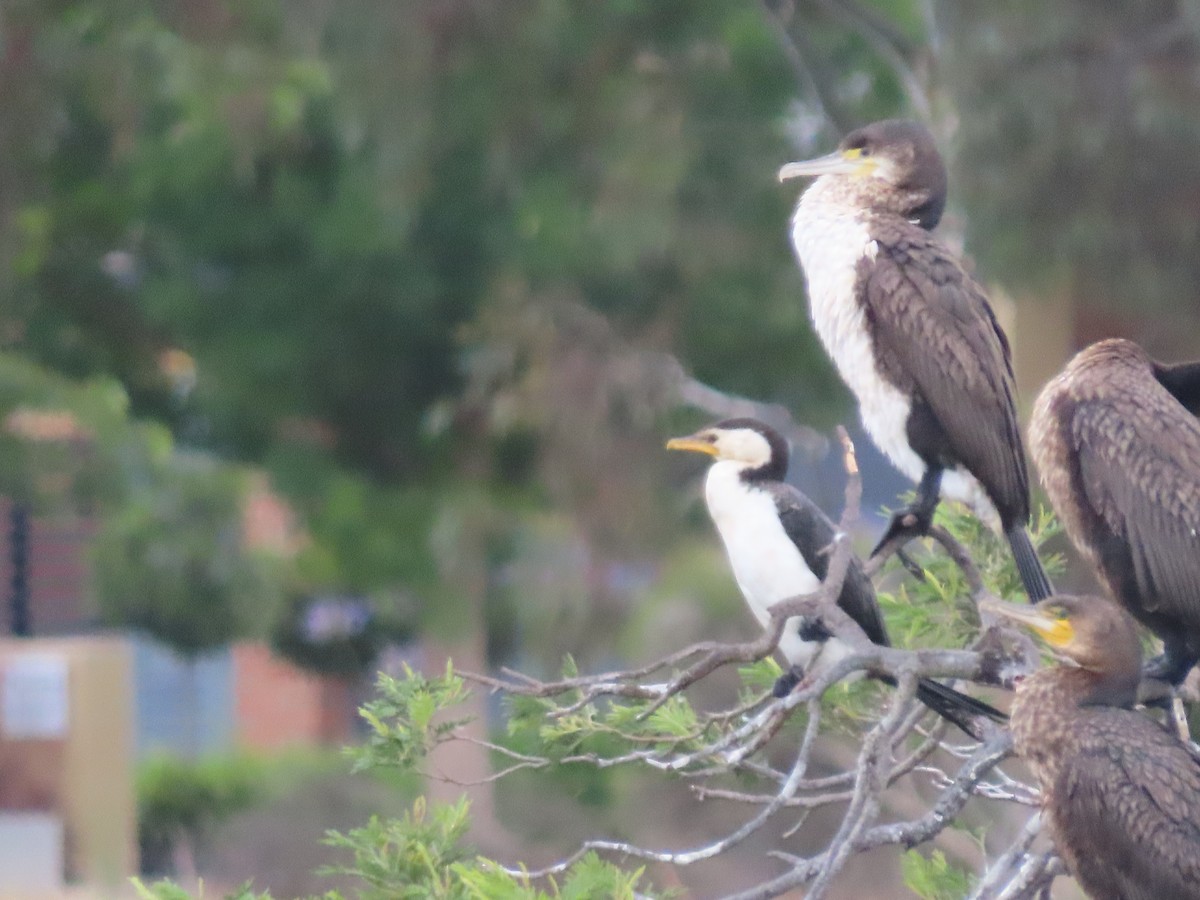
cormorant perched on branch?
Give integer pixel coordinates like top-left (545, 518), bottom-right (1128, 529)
top-left (1030, 337), bottom-right (1200, 684)
top-left (667, 418), bottom-right (1005, 736)
top-left (982, 594), bottom-right (1200, 900)
top-left (779, 119), bottom-right (1053, 602)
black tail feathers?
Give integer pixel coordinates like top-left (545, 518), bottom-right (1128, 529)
top-left (915, 678), bottom-right (1007, 740)
top-left (1006, 525), bottom-right (1053, 602)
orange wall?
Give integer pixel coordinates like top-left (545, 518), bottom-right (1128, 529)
top-left (231, 642), bottom-right (355, 751)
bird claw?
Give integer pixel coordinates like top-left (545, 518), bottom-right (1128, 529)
top-left (896, 549), bottom-right (927, 581)
top-left (772, 665), bottom-right (804, 698)
top-left (869, 508), bottom-right (931, 557)
top-left (869, 507), bottom-right (933, 583)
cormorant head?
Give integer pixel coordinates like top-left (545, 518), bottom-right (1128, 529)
top-left (981, 594), bottom-right (1143, 692)
top-left (666, 418), bottom-right (788, 482)
top-left (778, 119), bottom-right (948, 229)
top-left (1067, 338), bottom-right (1200, 418)
top-left (1063, 338), bottom-right (1150, 377)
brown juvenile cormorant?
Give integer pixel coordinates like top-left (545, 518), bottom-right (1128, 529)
top-left (778, 119), bottom-right (1053, 602)
top-left (668, 418), bottom-right (1005, 735)
top-left (982, 593), bottom-right (1200, 900)
top-left (1030, 337), bottom-right (1200, 684)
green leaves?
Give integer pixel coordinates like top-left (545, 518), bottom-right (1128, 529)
top-left (737, 657), bottom-right (785, 698)
top-left (643, 694), bottom-right (700, 739)
top-left (136, 755), bottom-right (269, 884)
top-left (322, 797), bottom-right (474, 898)
top-left (350, 663), bottom-right (473, 775)
top-left (94, 450), bottom-right (282, 655)
top-left (324, 799), bottom-right (655, 899)
top-left (122, 487), bottom-right (1039, 900)
top-left (902, 849), bottom-right (974, 900)
top-left (877, 500), bottom-right (1064, 653)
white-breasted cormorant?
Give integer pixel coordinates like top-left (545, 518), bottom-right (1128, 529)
top-left (779, 119), bottom-right (1053, 602)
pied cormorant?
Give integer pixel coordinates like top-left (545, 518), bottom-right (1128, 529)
top-left (1030, 338), bottom-right (1200, 684)
top-left (668, 417), bottom-right (1005, 734)
top-left (778, 119), bottom-right (1053, 602)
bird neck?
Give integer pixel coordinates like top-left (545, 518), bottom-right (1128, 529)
top-left (797, 175), bottom-right (939, 229)
top-left (1032, 662), bottom-right (1138, 708)
top-left (704, 461), bottom-right (770, 527)
top-left (1011, 665), bottom-right (1137, 764)
top-left (742, 455), bottom-right (786, 484)
top-left (705, 458), bottom-right (781, 495)
top-left (1011, 663), bottom-right (1138, 795)
top-left (796, 177), bottom-right (863, 218)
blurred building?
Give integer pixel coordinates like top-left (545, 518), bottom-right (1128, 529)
top-left (0, 636), bottom-right (136, 895)
top-left (0, 497), bottom-right (97, 639)
top-left (132, 638), bottom-right (359, 759)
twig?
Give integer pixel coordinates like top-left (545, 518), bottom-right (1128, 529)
top-left (724, 732), bottom-right (1011, 898)
top-left (994, 852), bottom-right (1065, 900)
top-left (671, 363), bottom-right (827, 461)
top-left (969, 811), bottom-right (1045, 900)
top-left (812, 0), bottom-right (933, 122)
top-left (499, 699), bottom-right (825, 879)
top-left (805, 671), bottom-right (919, 899)
top-left (758, 0), bottom-right (852, 135)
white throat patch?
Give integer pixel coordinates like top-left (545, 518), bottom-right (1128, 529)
top-left (714, 428), bottom-right (772, 469)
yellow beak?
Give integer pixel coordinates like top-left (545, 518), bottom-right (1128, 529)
top-left (979, 597), bottom-right (1075, 648)
top-left (665, 435), bottom-right (719, 457)
top-left (778, 148), bottom-right (877, 182)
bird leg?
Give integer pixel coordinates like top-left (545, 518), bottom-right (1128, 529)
top-left (1140, 640), bottom-right (1196, 738)
top-left (1142, 638), bottom-right (1198, 687)
top-left (869, 467), bottom-right (943, 560)
top-left (772, 619), bottom-right (836, 697)
top-left (773, 617), bottom-right (830, 697)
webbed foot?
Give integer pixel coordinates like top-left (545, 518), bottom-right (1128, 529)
top-left (869, 504), bottom-right (935, 560)
top-left (772, 665), bottom-right (804, 698)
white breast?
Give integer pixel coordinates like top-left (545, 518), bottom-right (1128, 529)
top-left (705, 462), bottom-right (846, 669)
top-left (789, 191), bottom-right (998, 527)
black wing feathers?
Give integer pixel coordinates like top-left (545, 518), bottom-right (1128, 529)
top-left (769, 483), bottom-right (1006, 735)
top-left (771, 485), bottom-right (888, 646)
top-left (857, 224), bottom-right (1029, 528)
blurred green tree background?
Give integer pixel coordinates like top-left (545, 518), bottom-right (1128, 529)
top-left (1, 0), bottom-right (851, 661)
top-left (2, 0), bottom-right (1198, 715)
